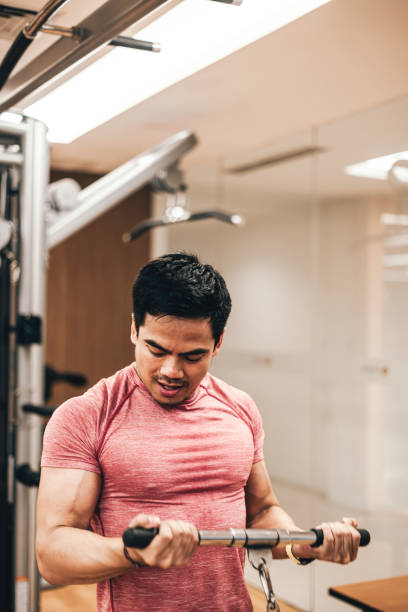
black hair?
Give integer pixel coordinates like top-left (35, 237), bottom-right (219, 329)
top-left (132, 252), bottom-right (231, 346)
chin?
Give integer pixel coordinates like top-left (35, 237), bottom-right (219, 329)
top-left (153, 391), bottom-right (188, 406)
top-left (154, 397), bottom-right (181, 407)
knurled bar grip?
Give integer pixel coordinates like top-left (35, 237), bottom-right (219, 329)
top-left (122, 526), bottom-right (370, 550)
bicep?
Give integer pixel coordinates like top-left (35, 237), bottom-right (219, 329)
top-left (245, 460), bottom-right (280, 523)
top-left (37, 467), bottom-right (101, 537)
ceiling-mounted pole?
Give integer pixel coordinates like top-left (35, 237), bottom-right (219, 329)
top-left (110, 36), bottom-right (161, 53)
top-left (39, 27), bottom-right (161, 53)
top-left (0, 0), bottom-right (170, 111)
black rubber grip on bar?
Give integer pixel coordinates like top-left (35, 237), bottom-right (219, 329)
top-left (122, 527), bottom-right (159, 549)
top-left (310, 528), bottom-right (370, 548)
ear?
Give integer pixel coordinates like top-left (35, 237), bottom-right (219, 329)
top-left (212, 330), bottom-right (225, 357)
top-left (130, 313), bottom-right (138, 346)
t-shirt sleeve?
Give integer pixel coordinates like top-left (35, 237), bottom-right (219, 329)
top-left (237, 391), bottom-right (264, 464)
top-left (41, 386), bottom-right (104, 474)
top-left (249, 397), bottom-right (265, 464)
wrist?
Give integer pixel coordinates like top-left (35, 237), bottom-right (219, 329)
top-left (286, 544), bottom-right (315, 566)
top-left (123, 545), bottom-right (143, 567)
top-left (111, 537), bottom-right (143, 569)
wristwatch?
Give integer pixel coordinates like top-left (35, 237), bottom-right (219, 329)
top-left (286, 544), bottom-right (314, 566)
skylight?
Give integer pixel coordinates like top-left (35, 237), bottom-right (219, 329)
top-left (345, 151), bottom-right (408, 181)
top-left (24, 0), bottom-right (331, 143)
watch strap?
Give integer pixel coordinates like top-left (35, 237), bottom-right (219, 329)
top-left (286, 544), bottom-right (314, 566)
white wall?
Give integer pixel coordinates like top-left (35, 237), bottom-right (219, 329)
top-left (153, 182), bottom-right (397, 512)
top-left (151, 179), bottom-right (408, 609)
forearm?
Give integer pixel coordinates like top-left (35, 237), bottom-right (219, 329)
top-left (247, 503), bottom-right (299, 559)
top-left (37, 526), bottom-right (139, 585)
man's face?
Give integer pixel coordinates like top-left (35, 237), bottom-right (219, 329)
top-left (130, 313), bottom-right (223, 406)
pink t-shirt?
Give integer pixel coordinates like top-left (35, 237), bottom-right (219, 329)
top-left (41, 364), bottom-right (264, 612)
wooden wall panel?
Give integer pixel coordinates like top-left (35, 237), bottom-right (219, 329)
top-left (46, 170), bottom-right (150, 407)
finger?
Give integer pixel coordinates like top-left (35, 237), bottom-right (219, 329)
top-left (151, 521), bottom-right (175, 568)
top-left (350, 525), bottom-right (361, 561)
top-left (168, 520), bottom-right (196, 566)
top-left (182, 522), bottom-right (199, 561)
top-left (163, 520), bottom-right (185, 566)
top-left (331, 522), bottom-right (346, 562)
top-left (340, 523), bottom-right (354, 563)
top-left (342, 516), bottom-right (358, 529)
top-left (331, 523), bottom-right (341, 561)
top-left (316, 523), bottom-right (334, 560)
top-left (335, 521), bottom-right (357, 563)
top-left (128, 513), bottom-right (161, 529)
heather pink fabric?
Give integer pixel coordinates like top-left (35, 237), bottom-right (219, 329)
top-left (41, 363), bottom-right (264, 611)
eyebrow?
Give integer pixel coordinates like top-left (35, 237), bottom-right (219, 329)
top-left (145, 339), bottom-right (210, 356)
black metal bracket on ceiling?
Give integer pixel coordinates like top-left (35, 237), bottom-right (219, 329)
top-left (0, 1), bottom-right (162, 93)
top-left (0, 0), bottom-right (170, 111)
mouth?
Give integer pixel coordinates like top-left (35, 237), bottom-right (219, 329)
top-left (155, 380), bottom-right (186, 398)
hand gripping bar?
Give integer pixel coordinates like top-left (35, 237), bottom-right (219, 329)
top-left (122, 526), bottom-right (370, 550)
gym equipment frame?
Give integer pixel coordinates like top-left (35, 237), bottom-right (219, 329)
top-left (0, 118), bottom-right (198, 612)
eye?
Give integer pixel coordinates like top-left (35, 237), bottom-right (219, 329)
top-left (149, 348), bottom-right (165, 357)
top-left (185, 355), bottom-right (203, 363)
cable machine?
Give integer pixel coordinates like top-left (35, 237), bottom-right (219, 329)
top-left (0, 119), bottom-right (234, 612)
top-left (0, 117), bottom-right (49, 612)
top-left (0, 155), bottom-right (19, 612)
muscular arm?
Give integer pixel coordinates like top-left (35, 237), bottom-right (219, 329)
top-left (37, 467), bottom-right (198, 585)
top-left (36, 467), bottom-right (137, 585)
top-left (245, 460), bottom-right (298, 558)
top-left (244, 460), bottom-right (361, 563)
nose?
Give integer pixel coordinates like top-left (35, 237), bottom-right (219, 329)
top-left (160, 356), bottom-right (184, 381)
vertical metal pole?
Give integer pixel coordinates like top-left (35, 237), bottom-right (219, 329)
top-left (0, 169), bottom-right (15, 612)
top-left (16, 117), bottom-right (49, 612)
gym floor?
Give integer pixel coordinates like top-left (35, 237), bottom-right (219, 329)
top-left (40, 583), bottom-right (300, 612)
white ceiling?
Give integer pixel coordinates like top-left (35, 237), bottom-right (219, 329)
top-left (1, 0), bottom-right (408, 197)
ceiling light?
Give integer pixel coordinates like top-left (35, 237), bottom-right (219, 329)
top-left (24, 0), bottom-right (331, 143)
top-left (345, 151), bottom-right (408, 181)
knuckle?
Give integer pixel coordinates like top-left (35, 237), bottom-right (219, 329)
top-left (161, 532), bottom-right (172, 544)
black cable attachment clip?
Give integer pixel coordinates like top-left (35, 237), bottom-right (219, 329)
top-left (15, 463), bottom-right (40, 487)
top-left (15, 314), bottom-right (42, 345)
top-left (22, 404), bottom-right (56, 418)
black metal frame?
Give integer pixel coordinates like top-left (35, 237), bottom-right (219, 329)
top-left (0, 168), bottom-right (16, 612)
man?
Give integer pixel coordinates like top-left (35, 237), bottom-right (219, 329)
top-left (37, 252), bottom-right (361, 612)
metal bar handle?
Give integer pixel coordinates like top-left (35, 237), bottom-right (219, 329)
top-left (122, 526), bottom-right (371, 549)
